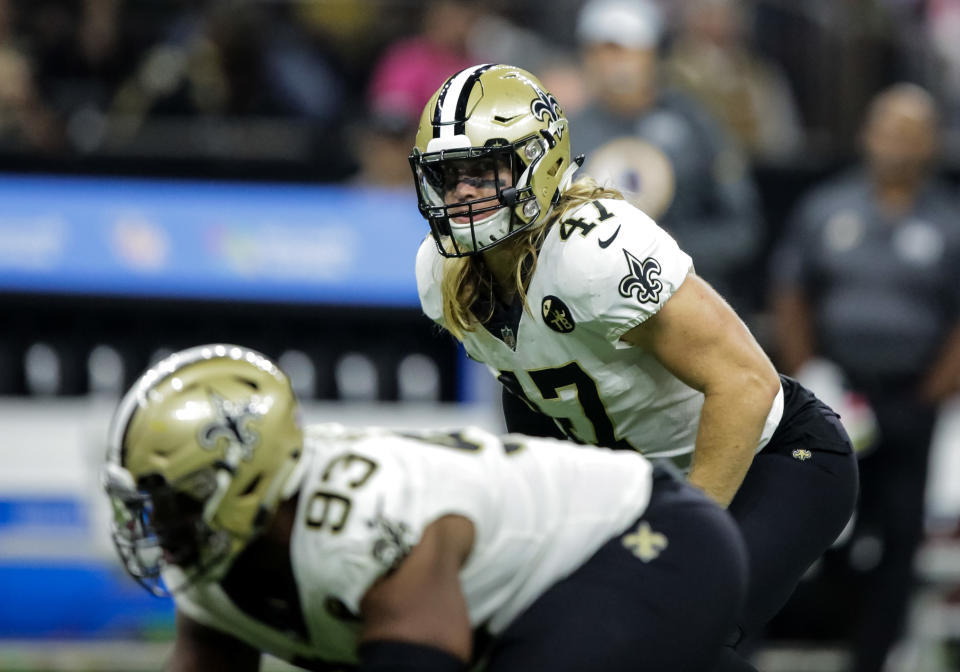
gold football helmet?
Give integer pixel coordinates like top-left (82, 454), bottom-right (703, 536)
top-left (102, 345), bottom-right (303, 596)
top-left (410, 63), bottom-right (580, 256)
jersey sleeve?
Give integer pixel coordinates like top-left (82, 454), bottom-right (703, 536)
top-left (298, 443), bottom-right (418, 617)
top-left (415, 235), bottom-right (445, 325)
top-left (300, 427), bottom-right (498, 616)
top-left (555, 198), bottom-right (693, 344)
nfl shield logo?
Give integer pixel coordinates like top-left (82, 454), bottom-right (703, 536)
top-left (501, 326), bottom-right (516, 350)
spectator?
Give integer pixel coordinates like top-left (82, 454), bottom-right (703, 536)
top-left (27, 1), bottom-right (128, 107)
top-left (568, 0), bottom-right (763, 316)
top-left (355, 0), bottom-right (572, 187)
top-left (664, 0), bottom-right (804, 162)
top-left (753, 0), bottom-right (903, 157)
top-left (352, 0), bottom-right (476, 188)
top-left (469, 4), bottom-right (586, 117)
top-left (927, 0), bottom-right (960, 156)
top-left (466, 3), bottom-right (561, 77)
top-left (771, 83), bottom-right (960, 672)
top-left (290, 0), bottom-right (384, 70)
top-left (24, 0), bottom-right (142, 153)
top-left (348, 88), bottom-right (420, 188)
top-left (358, 1), bottom-right (513, 188)
top-left (0, 0), bottom-right (61, 151)
top-left (111, 2), bottom-right (344, 123)
top-left (104, 1), bottom-right (350, 177)
top-left (365, 0), bottom-right (479, 133)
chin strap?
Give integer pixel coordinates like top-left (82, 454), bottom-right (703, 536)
top-left (557, 154), bottom-right (584, 194)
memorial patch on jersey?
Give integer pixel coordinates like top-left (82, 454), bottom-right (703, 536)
top-left (618, 250), bottom-right (663, 304)
top-left (541, 295), bottom-right (575, 333)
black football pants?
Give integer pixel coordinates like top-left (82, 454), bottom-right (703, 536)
top-left (712, 376), bottom-right (860, 671)
top-left (486, 471), bottom-right (749, 672)
top-left (502, 375), bottom-right (860, 671)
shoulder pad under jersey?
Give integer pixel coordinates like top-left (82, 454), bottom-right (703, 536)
top-left (541, 198), bottom-right (693, 343)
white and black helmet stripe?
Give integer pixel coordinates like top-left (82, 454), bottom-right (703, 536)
top-left (432, 63), bottom-right (496, 139)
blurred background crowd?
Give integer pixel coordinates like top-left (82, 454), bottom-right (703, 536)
top-left (3, 1), bottom-right (960, 671)
top-left (0, 0), bottom-right (955, 174)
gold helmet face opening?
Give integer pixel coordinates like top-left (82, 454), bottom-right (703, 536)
top-left (410, 64), bottom-right (573, 257)
top-left (103, 345), bottom-right (303, 597)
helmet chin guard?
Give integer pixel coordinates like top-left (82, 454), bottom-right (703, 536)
top-left (448, 206), bottom-right (514, 252)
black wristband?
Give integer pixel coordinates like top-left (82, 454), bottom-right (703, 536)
top-left (357, 640), bottom-right (466, 672)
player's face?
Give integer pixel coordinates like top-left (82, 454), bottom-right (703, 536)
top-left (442, 159), bottom-right (513, 224)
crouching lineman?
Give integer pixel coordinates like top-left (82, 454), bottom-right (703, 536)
top-left (103, 344), bottom-right (747, 672)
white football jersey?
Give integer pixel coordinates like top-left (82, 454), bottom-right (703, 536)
top-left (172, 423), bottom-right (653, 666)
top-left (417, 197), bottom-right (783, 464)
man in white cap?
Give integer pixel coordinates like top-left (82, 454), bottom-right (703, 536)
top-left (570, 0), bottom-right (763, 318)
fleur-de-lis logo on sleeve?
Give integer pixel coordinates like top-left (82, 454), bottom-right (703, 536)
top-left (618, 251), bottom-right (663, 304)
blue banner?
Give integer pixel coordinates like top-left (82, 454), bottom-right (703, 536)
top-left (0, 497), bottom-right (86, 530)
top-left (0, 495), bottom-right (172, 638)
top-left (0, 561), bottom-right (175, 639)
top-left (0, 175), bottom-right (429, 306)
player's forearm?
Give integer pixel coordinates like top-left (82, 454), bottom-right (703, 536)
top-left (688, 375), bottom-right (776, 507)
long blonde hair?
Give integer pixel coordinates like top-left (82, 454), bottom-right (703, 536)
top-left (440, 176), bottom-right (624, 340)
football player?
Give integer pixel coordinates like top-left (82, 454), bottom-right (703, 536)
top-left (103, 344), bottom-right (747, 672)
top-left (411, 64), bottom-right (859, 669)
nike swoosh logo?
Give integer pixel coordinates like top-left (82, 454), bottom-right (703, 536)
top-left (598, 225), bottom-right (622, 249)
